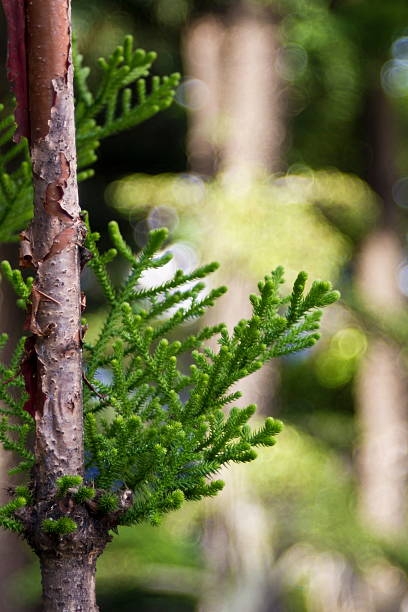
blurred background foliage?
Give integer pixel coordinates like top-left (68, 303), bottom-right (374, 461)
top-left (3, 0), bottom-right (408, 610)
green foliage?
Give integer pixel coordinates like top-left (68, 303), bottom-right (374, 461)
top-left (79, 219), bottom-right (338, 525)
top-left (0, 335), bottom-right (34, 477)
top-left (74, 486), bottom-right (96, 504)
top-left (0, 104), bottom-right (32, 242)
top-left (98, 493), bottom-right (119, 514)
top-left (42, 517), bottom-right (77, 536)
top-left (14, 486), bottom-right (32, 504)
top-left (56, 476), bottom-right (95, 504)
top-left (0, 218), bottom-right (338, 528)
top-left (108, 171), bottom-right (378, 285)
top-left (0, 496), bottom-right (26, 533)
top-left (73, 34), bottom-right (180, 181)
top-left (0, 32), bottom-right (339, 532)
top-left (56, 475), bottom-right (84, 496)
top-left (0, 261), bottom-right (33, 309)
top-left (0, 35), bottom-right (180, 241)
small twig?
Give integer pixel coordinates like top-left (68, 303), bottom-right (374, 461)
top-left (2, 369), bottom-right (21, 385)
top-left (82, 372), bottom-right (106, 400)
top-left (35, 288), bottom-right (61, 305)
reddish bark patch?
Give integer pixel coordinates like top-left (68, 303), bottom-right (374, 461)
top-left (79, 247), bottom-right (93, 270)
top-left (21, 337), bottom-right (45, 417)
top-left (26, 0), bottom-right (71, 142)
top-left (19, 230), bottom-right (33, 268)
top-left (44, 153), bottom-right (73, 221)
top-left (1, 0), bottom-right (29, 141)
top-left (44, 225), bottom-right (76, 259)
top-left (24, 286), bottom-right (59, 336)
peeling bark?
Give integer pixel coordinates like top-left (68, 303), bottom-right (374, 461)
top-left (0, 0), bottom-right (137, 608)
top-left (2, 1), bottom-right (113, 609)
top-left (25, 0), bottom-right (85, 501)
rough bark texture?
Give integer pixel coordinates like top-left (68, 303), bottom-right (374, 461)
top-left (0, 2), bottom-right (137, 610)
top-left (25, 0), bottom-right (85, 501)
top-left (17, 487), bottom-right (133, 611)
top-left (24, 498), bottom-right (113, 612)
top-left (15, 2), bottom-right (108, 610)
top-left (41, 555), bottom-right (98, 611)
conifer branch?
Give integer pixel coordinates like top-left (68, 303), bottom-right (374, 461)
top-left (0, 37), bottom-right (180, 242)
top-left (77, 221), bottom-right (338, 525)
top-left (0, 214), bottom-right (339, 527)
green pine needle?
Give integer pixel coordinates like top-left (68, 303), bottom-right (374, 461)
top-left (56, 475), bottom-right (84, 496)
top-left (78, 221), bottom-right (339, 525)
top-left (0, 34), bottom-right (340, 532)
top-left (0, 36), bottom-right (180, 242)
top-left (0, 216), bottom-right (339, 530)
top-left (42, 517), bottom-right (77, 536)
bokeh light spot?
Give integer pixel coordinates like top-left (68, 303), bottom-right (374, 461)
top-left (172, 174), bottom-right (206, 205)
top-left (315, 353), bottom-right (354, 388)
top-left (397, 262), bottom-right (408, 297)
top-left (381, 59), bottom-right (408, 97)
top-left (392, 177), bottom-right (408, 208)
top-left (148, 205), bottom-right (179, 232)
top-left (175, 79), bottom-right (210, 110)
top-left (331, 328), bottom-right (367, 360)
top-left (277, 44), bottom-right (308, 81)
top-left (392, 36), bottom-right (408, 59)
top-left (139, 242), bottom-right (198, 290)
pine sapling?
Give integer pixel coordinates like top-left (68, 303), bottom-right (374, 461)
top-left (0, 2), bottom-right (340, 609)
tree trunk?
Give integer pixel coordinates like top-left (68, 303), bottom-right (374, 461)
top-left (183, 4), bottom-right (284, 182)
top-left (7, 1), bottom-right (105, 609)
top-left (25, 0), bottom-right (84, 501)
top-left (0, 2), bottom-right (133, 608)
top-left (218, 4), bottom-right (284, 181)
top-left (40, 553), bottom-right (98, 611)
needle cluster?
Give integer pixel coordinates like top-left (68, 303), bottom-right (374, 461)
top-left (0, 218), bottom-right (339, 529)
top-left (0, 35), bottom-right (180, 241)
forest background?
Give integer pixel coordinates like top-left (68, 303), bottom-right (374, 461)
top-left (2, 0), bottom-right (408, 610)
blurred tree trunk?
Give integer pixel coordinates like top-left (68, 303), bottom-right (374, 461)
top-left (184, 4), bottom-right (284, 181)
top-left (356, 232), bottom-right (408, 534)
top-left (184, 4), bottom-right (284, 611)
top-left (183, 15), bottom-right (224, 177)
top-left (217, 5), bottom-right (284, 181)
top-left (356, 87), bottom-right (408, 535)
